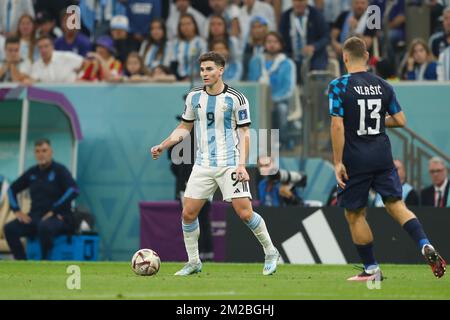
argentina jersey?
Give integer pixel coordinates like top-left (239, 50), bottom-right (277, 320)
top-left (328, 71), bottom-right (402, 175)
top-left (182, 85), bottom-right (251, 167)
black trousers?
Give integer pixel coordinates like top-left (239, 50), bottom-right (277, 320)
top-left (4, 215), bottom-right (71, 260)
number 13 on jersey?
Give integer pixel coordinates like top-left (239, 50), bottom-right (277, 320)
top-left (357, 98), bottom-right (382, 136)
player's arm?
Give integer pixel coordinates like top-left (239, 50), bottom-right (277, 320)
top-left (385, 111), bottom-right (406, 128)
top-left (330, 116), bottom-right (348, 189)
top-left (150, 121), bottom-right (194, 160)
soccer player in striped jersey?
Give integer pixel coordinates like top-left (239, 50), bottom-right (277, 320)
top-left (151, 51), bottom-right (280, 276)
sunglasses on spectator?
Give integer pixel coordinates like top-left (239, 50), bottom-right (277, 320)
top-left (429, 169), bottom-right (444, 174)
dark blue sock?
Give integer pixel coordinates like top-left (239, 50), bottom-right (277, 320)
top-left (403, 218), bottom-right (430, 250)
top-left (355, 243), bottom-right (378, 269)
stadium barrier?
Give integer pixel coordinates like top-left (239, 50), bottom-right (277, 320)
top-left (226, 206), bottom-right (450, 264)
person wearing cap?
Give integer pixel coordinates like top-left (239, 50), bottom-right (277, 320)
top-left (30, 34), bottom-right (84, 83)
top-left (109, 15), bottom-right (139, 64)
top-left (79, 35), bottom-right (122, 81)
top-left (35, 10), bottom-right (63, 40)
top-left (54, 11), bottom-right (92, 57)
top-left (239, 0), bottom-right (276, 45)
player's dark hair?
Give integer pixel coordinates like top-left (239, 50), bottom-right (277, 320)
top-left (5, 35), bottom-right (20, 47)
top-left (198, 51), bottom-right (226, 68)
top-left (34, 138), bottom-right (51, 147)
top-left (343, 36), bottom-right (367, 60)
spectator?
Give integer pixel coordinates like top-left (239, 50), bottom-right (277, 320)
top-left (30, 35), bottom-right (84, 83)
top-left (54, 11), bottom-right (92, 57)
top-left (242, 16), bottom-right (269, 79)
top-left (3, 139), bottom-right (79, 260)
top-left (429, 6), bottom-right (450, 59)
top-left (280, 0), bottom-right (329, 81)
top-left (35, 10), bottom-right (63, 40)
top-left (373, 159), bottom-right (419, 207)
top-left (248, 31), bottom-right (296, 149)
top-left (211, 39), bottom-right (242, 81)
top-left (437, 33), bottom-right (450, 81)
top-left (207, 15), bottom-right (242, 62)
top-left (0, 0), bottom-right (34, 37)
top-left (79, 0), bottom-right (126, 38)
top-left (124, 0), bottom-right (162, 42)
top-left (0, 36), bottom-right (32, 83)
top-left (204, 0), bottom-right (241, 38)
top-left (118, 51), bottom-right (152, 82)
top-left (170, 13), bottom-right (206, 80)
top-left (372, 0), bottom-right (406, 60)
top-left (403, 38), bottom-right (437, 81)
top-left (16, 14), bottom-right (39, 62)
top-left (257, 156), bottom-right (304, 207)
top-left (421, 156), bottom-right (449, 207)
top-left (331, 0), bottom-right (376, 64)
top-left (239, 0), bottom-right (276, 44)
top-left (109, 15), bottom-right (140, 64)
top-left (139, 18), bottom-right (171, 70)
top-left (79, 35), bottom-right (122, 81)
top-left (166, 0), bottom-right (206, 41)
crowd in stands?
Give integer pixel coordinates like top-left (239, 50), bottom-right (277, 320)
top-left (1, 0), bottom-right (450, 85)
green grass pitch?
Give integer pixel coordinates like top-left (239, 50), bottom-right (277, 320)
top-left (0, 261), bottom-right (449, 300)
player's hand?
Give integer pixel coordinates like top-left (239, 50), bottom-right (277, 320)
top-left (16, 211), bottom-right (31, 224)
top-left (235, 165), bottom-right (250, 182)
top-left (150, 144), bottom-right (163, 160)
top-left (334, 163), bottom-right (349, 189)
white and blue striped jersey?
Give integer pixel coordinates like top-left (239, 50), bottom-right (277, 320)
top-left (182, 85), bottom-right (251, 167)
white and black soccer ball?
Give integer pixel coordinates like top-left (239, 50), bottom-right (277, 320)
top-left (131, 249), bottom-right (161, 276)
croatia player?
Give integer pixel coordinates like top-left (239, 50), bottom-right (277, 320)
top-left (329, 37), bottom-right (446, 281)
top-left (151, 52), bottom-right (280, 276)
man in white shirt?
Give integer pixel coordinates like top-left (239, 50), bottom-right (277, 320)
top-left (0, 35), bottom-right (32, 82)
top-left (167, 0), bottom-right (206, 40)
top-left (239, 0), bottom-right (276, 43)
top-left (30, 35), bottom-right (84, 83)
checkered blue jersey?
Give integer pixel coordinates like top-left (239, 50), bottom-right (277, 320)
top-left (182, 84), bottom-right (251, 167)
top-left (328, 71), bottom-right (402, 175)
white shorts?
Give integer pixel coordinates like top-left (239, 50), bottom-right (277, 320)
top-left (184, 165), bottom-right (252, 202)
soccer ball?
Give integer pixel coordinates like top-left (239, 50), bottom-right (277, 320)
top-left (131, 249), bottom-right (161, 276)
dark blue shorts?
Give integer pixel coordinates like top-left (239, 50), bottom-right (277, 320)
top-left (337, 167), bottom-right (402, 210)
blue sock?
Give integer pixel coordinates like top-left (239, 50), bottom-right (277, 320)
top-left (403, 218), bottom-right (430, 251)
top-left (355, 243), bottom-right (378, 270)
top-left (245, 212), bottom-right (262, 230)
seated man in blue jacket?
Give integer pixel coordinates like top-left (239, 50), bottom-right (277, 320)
top-left (4, 139), bottom-right (79, 260)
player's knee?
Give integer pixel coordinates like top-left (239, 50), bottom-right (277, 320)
top-left (237, 207), bottom-right (253, 222)
top-left (345, 209), bottom-right (366, 224)
top-left (181, 206), bottom-right (198, 222)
